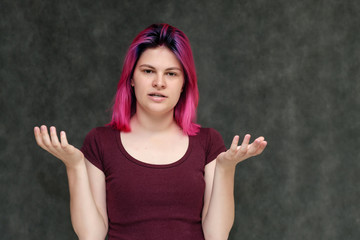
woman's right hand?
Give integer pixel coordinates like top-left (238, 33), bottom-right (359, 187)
top-left (34, 125), bottom-right (84, 169)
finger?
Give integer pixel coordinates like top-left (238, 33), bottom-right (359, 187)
top-left (252, 136), bottom-right (264, 148)
top-left (254, 140), bottom-right (268, 156)
top-left (229, 135), bottom-right (240, 153)
top-left (40, 125), bottom-right (53, 148)
top-left (49, 126), bottom-right (60, 147)
top-left (60, 131), bottom-right (69, 148)
top-left (248, 138), bottom-right (261, 155)
top-left (256, 136), bottom-right (265, 142)
top-left (34, 126), bottom-right (45, 147)
top-left (240, 134), bottom-right (251, 152)
top-left (258, 140), bottom-right (268, 153)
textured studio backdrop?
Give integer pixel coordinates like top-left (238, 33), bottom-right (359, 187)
top-left (1, 0), bottom-right (359, 239)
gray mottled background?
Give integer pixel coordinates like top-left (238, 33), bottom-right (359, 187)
top-left (1, 0), bottom-right (359, 239)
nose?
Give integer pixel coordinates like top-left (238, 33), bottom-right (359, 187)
top-left (152, 74), bottom-right (166, 89)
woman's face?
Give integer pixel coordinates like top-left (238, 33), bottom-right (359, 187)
top-left (131, 46), bottom-right (184, 117)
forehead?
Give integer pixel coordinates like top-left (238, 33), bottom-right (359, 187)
top-left (137, 46), bottom-right (182, 69)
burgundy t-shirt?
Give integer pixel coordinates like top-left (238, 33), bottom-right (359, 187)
top-left (80, 126), bottom-right (226, 240)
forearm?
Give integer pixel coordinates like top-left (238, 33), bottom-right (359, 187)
top-left (203, 161), bottom-right (236, 240)
top-left (66, 161), bottom-right (107, 240)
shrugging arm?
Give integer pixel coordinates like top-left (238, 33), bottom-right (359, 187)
top-left (34, 126), bottom-right (108, 240)
top-left (202, 134), bottom-right (267, 240)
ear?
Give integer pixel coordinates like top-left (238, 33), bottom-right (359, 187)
top-left (131, 79), bottom-right (134, 86)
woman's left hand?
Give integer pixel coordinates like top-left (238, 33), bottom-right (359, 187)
top-left (217, 134), bottom-right (267, 169)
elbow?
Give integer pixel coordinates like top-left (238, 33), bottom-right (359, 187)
top-left (203, 225), bottom-right (232, 240)
top-left (72, 217), bottom-right (108, 240)
top-left (74, 227), bottom-right (108, 240)
top-left (76, 232), bottom-right (107, 240)
top-left (203, 231), bottom-right (230, 240)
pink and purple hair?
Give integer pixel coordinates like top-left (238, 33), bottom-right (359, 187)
top-left (108, 23), bottom-right (200, 135)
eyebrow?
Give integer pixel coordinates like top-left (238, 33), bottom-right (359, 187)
top-left (138, 64), bottom-right (182, 71)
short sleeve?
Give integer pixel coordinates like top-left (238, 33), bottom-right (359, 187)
top-left (205, 128), bottom-right (227, 165)
top-left (80, 128), bottom-right (104, 172)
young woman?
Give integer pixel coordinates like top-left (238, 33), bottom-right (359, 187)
top-left (34, 23), bottom-right (267, 240)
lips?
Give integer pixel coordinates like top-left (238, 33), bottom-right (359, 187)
top-left (148, 92), bottom-right (167, 98)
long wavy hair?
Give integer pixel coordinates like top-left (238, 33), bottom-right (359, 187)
top-left (108, 23), bottom-right (200, 135)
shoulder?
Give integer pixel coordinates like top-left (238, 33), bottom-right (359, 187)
top-left (85, 126), bottom-right (118, 138)
top-left (193, 127), bottom-right (226, 164)
top-left (194, 127), bottom-right (224, 148)
top-left (83, 126), bottom-right (119, 147)
top-left (81, 126), bottom-right (119, 156)
top-left (197, 127), bottom-right (223, 140)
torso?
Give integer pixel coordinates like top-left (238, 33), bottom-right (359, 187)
top-left (120, 130), bottom-right (189, 165)
top-left (81, 126), bottom-right (227, 239)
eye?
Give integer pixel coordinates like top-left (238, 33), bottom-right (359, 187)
top-left (167, 72), bottom-right (177, 77)
top-left (143, 69), bottom-right (153, 74)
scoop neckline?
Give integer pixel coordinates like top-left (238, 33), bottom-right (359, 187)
top-left (115, 129), bottom-right (192, 169)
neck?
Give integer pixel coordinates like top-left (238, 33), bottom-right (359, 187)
top-left (130, 110), bottom-right (180, 134)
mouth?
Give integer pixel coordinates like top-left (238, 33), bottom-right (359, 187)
top-left (148, 93), bottom-right (167, 98)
